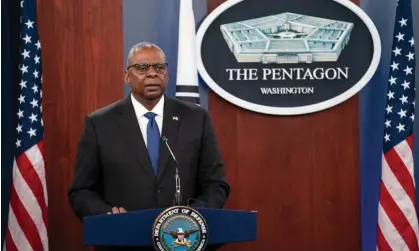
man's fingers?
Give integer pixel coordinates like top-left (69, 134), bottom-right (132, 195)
top-left (107, 207), bottom-right (126, 214)
top-left (108, 207), bottom-right (127, 214)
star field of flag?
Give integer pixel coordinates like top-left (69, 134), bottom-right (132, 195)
top-left (16, 0), bottom-right (43, 155)
top-left (383, 0), bottom-right (415, 152)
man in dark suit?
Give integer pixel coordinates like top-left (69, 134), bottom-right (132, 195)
top-left (68, 42), bottom-right (230, 251)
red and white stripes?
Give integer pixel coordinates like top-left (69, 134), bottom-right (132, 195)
top-left (4, 141), bottom-right (48, 251)
top-left (378, 135), bottom-right (419, 251)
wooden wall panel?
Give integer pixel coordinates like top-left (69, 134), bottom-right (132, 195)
top-left (37, 0), bottom-right (123, 250)
top-left (207, 1), bottom-right (361, 251)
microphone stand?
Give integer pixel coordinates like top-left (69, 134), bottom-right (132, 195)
top-left (162, 136), bottom-right (182, 206)
top-left (174, 166), bottom-right (181, 206)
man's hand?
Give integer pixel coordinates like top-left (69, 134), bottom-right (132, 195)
top-left (107, 207), bottom-right (127, 214)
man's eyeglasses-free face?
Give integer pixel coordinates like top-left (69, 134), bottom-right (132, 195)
top-left (127, 63), bottom-right (168, 74)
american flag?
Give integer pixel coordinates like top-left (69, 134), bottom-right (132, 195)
top-left (4, 0), bottom-right (49, 250)
top-left (377, 0), bottom-right (417, 250)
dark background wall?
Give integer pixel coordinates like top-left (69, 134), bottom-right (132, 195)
top-left (1, 0), bottom-right (20, 244)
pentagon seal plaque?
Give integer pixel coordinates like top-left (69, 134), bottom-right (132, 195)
top-left (152, 206), bottom-right (208, 251)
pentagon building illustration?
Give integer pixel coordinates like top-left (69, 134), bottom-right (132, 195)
top-left (220, 12), bottom-right (354, 64)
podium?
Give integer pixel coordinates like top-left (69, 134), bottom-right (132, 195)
top-left (83, 207), bottom-right (257, 248)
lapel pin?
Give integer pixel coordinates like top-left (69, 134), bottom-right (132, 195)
top-left (172, 116), bottom-right (179, 121)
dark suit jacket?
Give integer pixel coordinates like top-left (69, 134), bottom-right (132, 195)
top-left (68, 94), bottom-right (230, 251)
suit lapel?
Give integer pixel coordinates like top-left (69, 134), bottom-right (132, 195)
top-left (157, 97), bottom-right (180, 182)
top-left (116, 95), bottom-right (156, 182)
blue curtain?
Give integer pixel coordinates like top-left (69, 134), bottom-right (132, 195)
top-left (1, 0), bottom-right (20, 245)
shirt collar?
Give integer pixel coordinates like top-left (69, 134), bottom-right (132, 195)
top-left (131, 93), bottom-right (165, 118)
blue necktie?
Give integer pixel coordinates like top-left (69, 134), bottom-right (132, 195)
top-left (144, 112), bottom-right (160, 175)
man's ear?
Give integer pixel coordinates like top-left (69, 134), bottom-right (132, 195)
top-left (124, 70), bottom-right (130, 83)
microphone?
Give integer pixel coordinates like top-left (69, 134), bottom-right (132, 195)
top-left (162, 136), bottom-right (182, 206)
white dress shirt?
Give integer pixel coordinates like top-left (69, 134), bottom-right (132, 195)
top-left (130, 94), bottom-right (164, 147)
